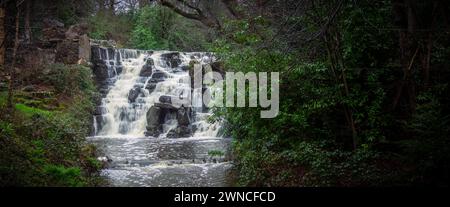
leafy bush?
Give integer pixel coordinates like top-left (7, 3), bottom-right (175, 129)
top-left (0, 63), bottom-right (103, 186)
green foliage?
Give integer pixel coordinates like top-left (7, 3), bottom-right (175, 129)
top-left (208, 150), bottom-right (225, 157)
top-left (130, 5), bottom-right (211, 51)
top-left (0, 64), bottom-right (103, 186)
top-left (43, 63), bottom-right (96, 96)
top-left (43, 165), bottom-right (84, 187)
top-left (212, 0), bottom-right (450, 186)
top-left (130, 6), bottom-right (170, 49)
top-left (88, 11), bottom-right (134, 46)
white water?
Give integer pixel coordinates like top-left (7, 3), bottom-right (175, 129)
top-left (89, 47), bottom-right (231, 187)
top-left (93, 49), bottom-right (219, 138)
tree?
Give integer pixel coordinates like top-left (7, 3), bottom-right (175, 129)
top-left (0, 6), bottom-right (5, 66)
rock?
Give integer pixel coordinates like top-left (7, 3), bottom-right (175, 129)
top-left (128, 87), bottom-right (141, 103)
top-left (161, 52), bottom-right (182, 68)
top-left (116, 65), bottom-right (123, 74)
top-left (55, 39), bottom-right (79, 64)
top-left (65, 23), bottom-right (88, 40)
top-left (177, 107), bottom-right (191, 126)
top-left (154, 102), bottom-right (177, 110)
top-left (140, 58), bottom-right (154, 77)
top-left (159, 95), bottom-right (172, 104)
top-left (181, 65), bottom-right (190, 71)
top-left (145, 82), bottom-right (157, 94)
top-left (93, 115), bottom-right (105, 131)
top-left (166, 125), bottom-right (193, 138)
top-left (93, 106), bottom-right (107, 115)
top-left (211, 61), bottom-right (225, 75)
top-left (42, 18), bottom-right (65, 42)
top-left (150, 71), bottom-right (168, 83)
top-left (90, 39), bottom-right (117, 48)
top-left (92, 61), bottom-right (109, 82)
top-left (78, 34), bottom-right (91, 62)
top-left (145, 106), bottom-right (163, 137)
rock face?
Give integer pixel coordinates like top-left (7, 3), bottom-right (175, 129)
top-left (65, 23), bottom-right (88, 40)
top-left (42, 18), bottom-right (65, 42)
top-left (56, 39), bottom-right (79, 64)
top-left (140, 58), bottom-right (154, 77)
top-left (78, 34), bottom-right (91, 62)
top-left (90, 44), bottom-right (125, 97)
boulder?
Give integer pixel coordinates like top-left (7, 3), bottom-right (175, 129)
top-left (128, 87), bottom-right (141, 103)
top-left (159, 95), bottom-right (172, 104)
top-left (145, 106), bottom-right (163, 137)
top-left (140, 58), bottom-right (154, 77)
top-left (154, 102), bottom-right (177, 110)
top-left (149, 71), bottom-right (168, 83)
top-left (145, 82), bottom-right (157, 94)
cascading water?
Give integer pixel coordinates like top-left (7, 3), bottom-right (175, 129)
top-left (88, 44), bottom-right (233, 187)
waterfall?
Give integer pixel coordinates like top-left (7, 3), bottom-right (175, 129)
top-left (88, 45), bottom-right (233, 187)
top-left (91, 47), bottom-right (221, 138)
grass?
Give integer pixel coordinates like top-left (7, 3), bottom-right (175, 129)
top-left (14, 104), bottom-right (52, 117)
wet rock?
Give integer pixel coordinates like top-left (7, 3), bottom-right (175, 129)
top-left (128, 87), bottom-right (141, 103)
top-left (145, 82), bottom-right (157, 94)
top-left (154, 102), bottom-right (177, 110)
top-left (145, 106), bottom-right (163, 137)
top-left (92, 61), bottom-right (109, 82)
top-left (93, 115), bottom-right (105, 131)
top-left (181, 65), bottom-right (190, 71)
top-left (159, 95), bottom-right (172, 104)
top-left (177, 107), bottom-right (191, 126)
top-left (140, 58), bottom-right (154, 77)
top-left (166, 125), bottom-right (193, 138)
top-left (93, 106), bottom-right (107, 115)
top-left (161, 52), bottom-right (182, 68)
top-left (115, 65), bottom-right (123, 74)
top-left (149, 71), bottom-right (168, 83)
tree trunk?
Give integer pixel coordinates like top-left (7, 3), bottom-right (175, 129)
top-left (109, 0), bottom-right (115, 15)
top-left (7, 4), bottom-right (20, 109)
top-left (24, 0), bottom-right (32, 43)
top-left (0, 7), bottom-right (5, 67)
